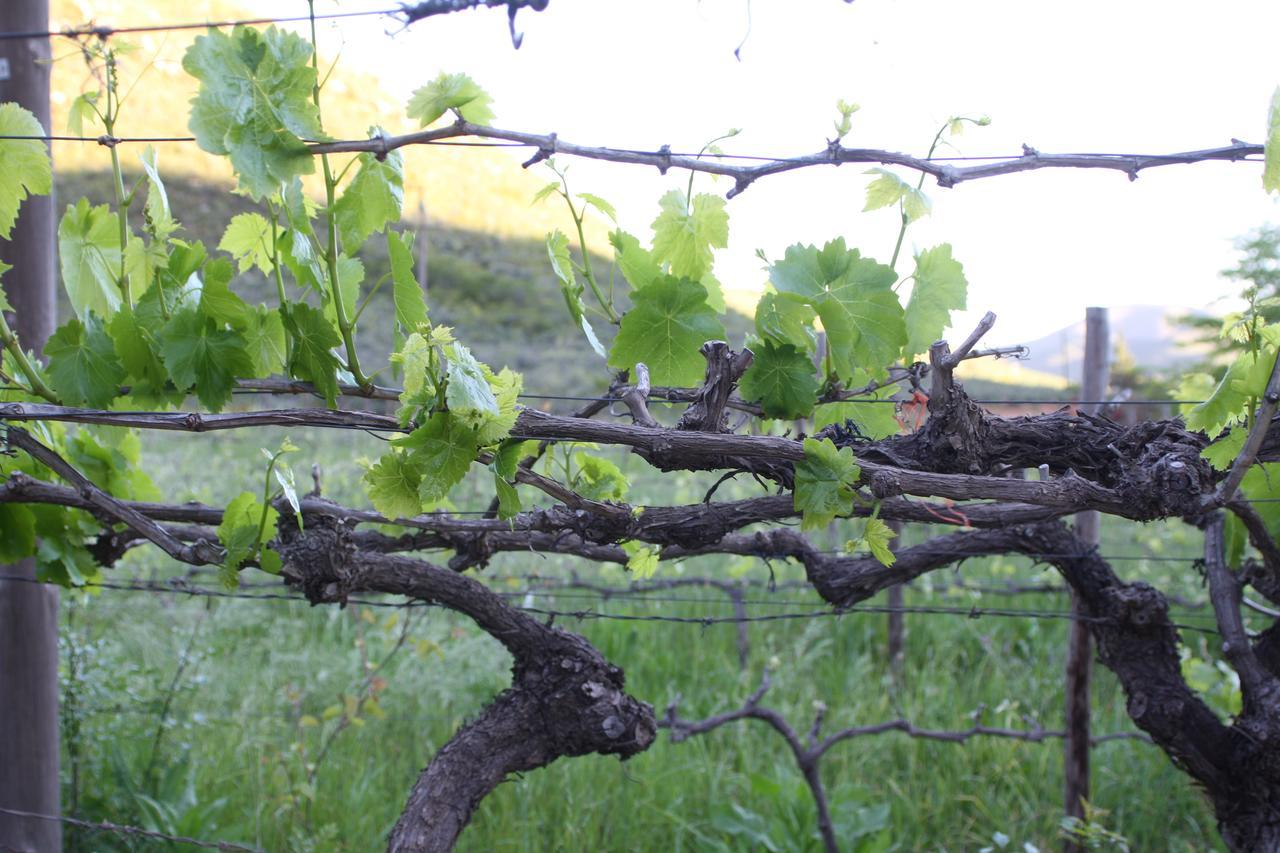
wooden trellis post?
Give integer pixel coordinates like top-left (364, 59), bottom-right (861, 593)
top-left (1064, 307), bottom-right (1109, 846)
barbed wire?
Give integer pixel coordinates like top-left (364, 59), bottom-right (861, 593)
top-left (0, 805), bottom-right (259, 851)
top-left (0, 574), bottom-right (1221, 634)
top-left (0, 7), bottom-right (405, 42)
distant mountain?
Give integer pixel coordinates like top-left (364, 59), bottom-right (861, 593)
top-left (1017, 305), bottom-right (1211, 382)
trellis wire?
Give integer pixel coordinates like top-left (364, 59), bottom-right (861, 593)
top-left (0, 574), bottom-right (1221, 634)
top-left (0, 805), bottom-right (259, 851)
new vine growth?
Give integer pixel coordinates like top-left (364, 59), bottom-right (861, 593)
top-left (2, 7), bottom-right (1280, 851)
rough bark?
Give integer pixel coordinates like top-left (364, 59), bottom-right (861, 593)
top-left (273, 514), bottom-right (656, 851)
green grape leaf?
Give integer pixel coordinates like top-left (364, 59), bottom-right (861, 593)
top-left (279, 178), bottom-right (326, 293)
top-left (282, 302), bottom-right (341, 407)
top-left (138, 146), bottom-right (177, 242)
top-left (158, 307), bottom-right (254, 412)
top-left (395, 331), bottom-right (435, 412)
top-left (445, 343), bottom-right (500, 423)
top-left (0, 505), bottom-right (37, 562)
top-left (45, 315), bottom-right (126, 408)
top-left (905, 244), bottom-right (967, 357)
top-left (577, 192), bottom-right (617, 222)
top-left (493, 474), bottom-right (521, 520)
top-left (794, 437), bottom-right (862, 531)
top-left (219, 212), bottom-right (275, 276)
top-left (754, 288), bottom-right (816, 352)
top-left (739, 340), bottom-right (820, 420)
top-left (699, 270), bottom-right (727, 314)
top-left (0, 259), bottom-right (11, 311)
top-left (107, 307), bottom-right (171, 402)
top-left (863, 168), bottom-right (931, 221)
top-left (621, 540), bottom-right (660, 580)
top-left (406, 72), bottom-right (494, 127)
top-left (1202, 428), bottom-right (1246, 471)
top-left (387, 230), bottom-right (429, 331)
top-left (323, 255), bottom-right (364, 332)
top-left (200, 257), bottom-right (251, 329)
top-left (575, 452), bottom-right (629, 502)
top-left (1239, 463), bottom-right (1280, 541)
top-left (547, 230), bottom-right (606, 358)
top-left (1185, 343), bottom-right (1277, 437)
top-left (217, 491), bottom-right (277, 588)
top-left (851, 517), bottom-right (897, 567)
top-left (531, 181), bottom-right (561, 205)
top-left (365, 451), bottom-right (424, 521)
top-left (770, 239), bottom-right (904, 382)
top-left (67, 91), bottom-right (100, 138)
top-left (650, 190), bottom-right (729, 280)
top-left (58, 199), bottom-right (123, 321)
top-left (183, 26), bottom-right (323, 199)
top-left (609, 229), bottom-right (661, 290)
top-left (393, 412), bottom-right (477, 502)
top-left (492, 438), bottom-right (532, 480)
top-left (1266, 86), bottom-right (1280, 194)
top-left (608, 274), bottom-right (725, 386)
top-left (334, 131), bottom-right (404, 249)
top-left (0, 103), bottom-right (52, 240)
top-left (242, 305), bottom-right (287, 376)
top-left (475, 366), bottom-right (523, 446)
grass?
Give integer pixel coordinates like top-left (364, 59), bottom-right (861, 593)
top-left (55, 424), bottom-right (1229, 852)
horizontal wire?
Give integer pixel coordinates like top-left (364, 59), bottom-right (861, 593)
top-left (0, 8), bottom-right (404, 41)
top-left (0, 574), bottom-right (1221, 634)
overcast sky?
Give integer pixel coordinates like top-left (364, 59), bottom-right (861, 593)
top-left (295, 0), bottom-right (1280, 348)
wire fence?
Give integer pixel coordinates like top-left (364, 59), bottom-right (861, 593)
top-left (0, 805), bottom-right (259, 850)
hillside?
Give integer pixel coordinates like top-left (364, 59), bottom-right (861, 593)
top-left (44, 0), bottom-right (758, 396)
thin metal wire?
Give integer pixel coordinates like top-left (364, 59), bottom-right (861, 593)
top-left (0, 8), bottom-right (405, 41)
top-left (0, 574), bottom-right (1221, 634)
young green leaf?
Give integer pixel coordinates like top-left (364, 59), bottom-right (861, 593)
top-left (754, 289), bottom-right (816, 352)
top-left (863, 168), bottom-right (931, 221)
top-left (1265, 86), bottom-right (1280, 194)
top-left (650, 190), bottom-right (729, 280)
top-left (58, 199), bottom-right (123, 321)
top-left (621, 540), bottom-right (660, 579)
top-left (474, 366), bottom-right (523, 446)
top-left (445, 343), bottom-right (500, 423)
top-left (607, 275), bottom-right (725, 386)
top-left (393, 412), bottom-right (477, 502)
top-left (365, 450), bottom-right (424, 521)
top-left (387, 230), bottom-right (429, 331)
top-left (493, 474), bottom-right (521, 520)
top-left (107, 307), bottom-right (171, 402)
top-left (219, 212), bottom-right (275, 276)
top-left (577, 192), bottom-right (617, 222)
top-left (241, 306), bottom-right (287, 376)
top-left (905, 244), bottom-right (968, 357)
top-left (138, 146), bottom-right (177, 242)
top-left (793, 437), bottom-right (862, 531)
top-left (158, 307), bottom-right (254, 412)
top-left (0, 103), bottom-right (52, 240)
top-left (609, 229), bottom-right (661, 290)
top-left (547, 230), bottom-right (607, 358)
top-left (282, 302), bottom-right (342, 408)
top-left (217, 491), bottom-right (278, 588)
top-left (770, 239), bottom-right (905, 382)
top-left (406, 72), bottom-right (494, 127)
top-left (574, 452), bottom-right (629, 502)
top-left (183, 26), bottom-right (323, 199)
top-left (738, 340), bottom-right (820, 420)
top-left (334, 131), bottom-right (404, 249)
top-left (45, 315), bottom-right (126, 408)
top-left (853, 516), bottom-right (897, 567)
top-left (200, 257), bottom-right (251, 330)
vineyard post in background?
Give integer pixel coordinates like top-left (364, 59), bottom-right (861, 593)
top-left (1064, 306), bottom-right (1109, 843)
top-left (0, 1), bottom-right (61, 850)
top-left (886, 519), bottom-right (905, 674)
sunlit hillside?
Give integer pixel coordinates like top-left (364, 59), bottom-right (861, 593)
top-left (48, 0), bottom-right (588, 242)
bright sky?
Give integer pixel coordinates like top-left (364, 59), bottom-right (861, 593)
top-left (299, 0), bottom-right (1280, 348)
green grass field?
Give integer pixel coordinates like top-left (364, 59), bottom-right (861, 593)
top-left (51, 422), bottom-right (1232, 852)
